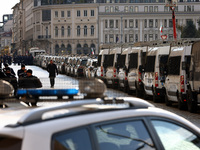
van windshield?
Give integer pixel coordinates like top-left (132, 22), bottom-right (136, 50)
top-left (145, 56), bottom-right (156, 72)
top-left (129, 53), bottom-right (138, 69)
top-left (168, 56), bottom-right (181, 75)
top-left (104, 54), bottom-right (114, 67)
top-left (118, 55), bottom-right (126, 68)
top-left (159, 55), bottom-right (168, 76)
top-left (97, 55), bottom-right (102, 66)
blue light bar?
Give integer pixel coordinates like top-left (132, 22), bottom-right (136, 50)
top-left (17, 89), bottom-right (79, 96)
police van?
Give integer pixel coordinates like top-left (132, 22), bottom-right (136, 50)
top-left (186, 40), bottom-right (200, 113)
top-left (102, 47), bottom-right (122, 88)
top-left (165, 45), bottom-right (192, 110)
top-left (96, 49), bottom-right (109, 80)
top-left (143, 45), bottom-right (170, 102)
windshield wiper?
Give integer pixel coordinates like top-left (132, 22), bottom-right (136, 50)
top-left (99, 126), bottom-right (154, 148)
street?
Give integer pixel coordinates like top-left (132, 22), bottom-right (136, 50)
top-left (9, 64), bottom-right (200, 128)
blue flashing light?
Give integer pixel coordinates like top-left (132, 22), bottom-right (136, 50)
top-left (17, 89), bottom-right (79, 96)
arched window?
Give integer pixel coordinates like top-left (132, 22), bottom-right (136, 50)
top-left (55, 26), bottom-right (58, 37)
top-left (67, 44), bottom-right (72, 54)
top-left (84, 25), bottom-right (87, 36)
top-left (67, 26), bottom-right (71, 37)
top-left (61, 44), bottom-right (65, 55)
top-left (83, 43), bottom-right (88, 54)
top-left (61, 26), bottom-right (65, 37)
top-left (91, 25), bottom-right (94, 36)
top-left (55, 44), bottom-right (59, 55)
top-left (77, 26), bottom-right (80, 36)
top-left (77, 44), bottom-right (82, 54)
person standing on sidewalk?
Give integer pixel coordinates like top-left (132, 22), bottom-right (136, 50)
top-left (47, 60), bottom-right (58, 88)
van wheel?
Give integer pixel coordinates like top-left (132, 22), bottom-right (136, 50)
top-left (187, 90), bottom-right (198, 113)
top-left (178, 94), bottom-right (187, 110)
top-left (165, 94), bottom-right (171, 106)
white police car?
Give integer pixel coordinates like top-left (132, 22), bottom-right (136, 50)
top-left (0, 79), bottom-right (200, 150)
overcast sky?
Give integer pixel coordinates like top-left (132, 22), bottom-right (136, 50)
top-left (0, 0), bottom-right (19, 22)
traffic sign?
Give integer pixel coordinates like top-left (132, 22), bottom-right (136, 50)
top-left (161, 35), bottom-right (167, 40)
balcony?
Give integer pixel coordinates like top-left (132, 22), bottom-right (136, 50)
top-left (37, 35), bottom-right (51, 40)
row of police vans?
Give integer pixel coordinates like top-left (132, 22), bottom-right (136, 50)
top-left (96, 40), bottom-right (200, 113)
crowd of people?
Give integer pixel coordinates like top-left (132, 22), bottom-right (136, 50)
top-left (0, 63), bottom-right (42, 96)
top-left (0, 54), bottom-right (34, 67)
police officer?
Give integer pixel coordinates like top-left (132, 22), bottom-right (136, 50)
top-left (47, 60), bottom-right (58, 88)
top-left (18, 69), bottom-right (42, 89)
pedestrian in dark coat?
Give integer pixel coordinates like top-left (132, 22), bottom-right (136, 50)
top-left (19, 69), bottom-right (42, 89)
top-left (4, 68), bottom-right (18, 95)
top-left (17, 64), bottom-right (27, 78)
top-left (47, 60), bottom-right (58, 88)
top-left (0, 69), bottom-right (6, 79)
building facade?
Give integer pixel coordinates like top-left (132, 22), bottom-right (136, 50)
top-left (12, 0), bottom-right (200, 55)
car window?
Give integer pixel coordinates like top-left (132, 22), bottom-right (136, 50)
top-left (52, 128), bottom-right (93, 150)
top-left (151, 120), bottom-right (200, 150)
top-left (95, 120), bottom-right (155, 150)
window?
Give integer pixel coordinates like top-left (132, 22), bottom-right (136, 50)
top-left (91, 25), bottom-right (94, 35)
top-left (67, 11), bottom-right (71, 17)
top-left (135, 34), bottom-right (138, 42)
top-left (110, 6), bottom-right (114, 12)
top-left (42, 10), bottom-right (51, 21)
top-left (144, 19), bottom-right (147, 28)
top-left (152, 120), bottom-right (200, 150)
top-left (164, 19), bottom-right (167, 28)
top-left (149, 19), bottom-right (153, 28)
top-left (91, 10), bottom-right (94, 16)
top-left (84, 10), bottom-right (87, 16)
top-left (135, 19), bottom-right (138, 28)
top-left (144, 34), bottom-right (147, 41)
top-left (105, 20), bottom-right (108, 28)
top-left (144, 6), bottom-right (148, 12)
top-left (187, 5), bottom-right (192, 11)
top-left (95, 120), bottom-right (155, 150)
top-left (53, 128), bottom-right (93, 150)
top-left (61, 11), bottom-right (64, 17)
top-left (135, 6), bottom-right (138, 12)
top-left (116, 20), bottom-right (119, 28)
top-left (55, 11), bottom-right (58, 18)
top-left (77, 10), bottom-right (81, 17)
top-left (149, 6), bottom-right (153, 12)
top-left (125, 6), bottom-right (128, 12)
top-left (105, 34), bottom-right (108, 43)
top-left (109, 34), bottom-right (114, 43)
top-left (154, 6), bottom-right (158, 12)
top-left (125, 34), bottom-right (127, 43)
top-left (77, 26), bottom-right (80, 36)
top-left (129, 34), bottom-right (133, 42)
top-left (61, 26), bottom-right (64, 36)
top-left (55, 26), bottom-right (58, 37)
top-left (84, 25), bottom-right (87, 36)
top-left (105, 6), bottom-right (109, 12)
top-left (130, 6), bottom-right (133, 12)
top-left (149, 34), bottom-right (153, 41)
top-left (110, 20), bottom-right (114, 28)
top-left (67, 26), bottom-right (71, 37)
top-left (169, 19), bottom-right (173, 27)
top-left (164, 6), bottom-right (168, 12)
top-left (155, 19), bottom-right (158, 28)
top-left (125, 20), bottom-right (127, 28)
top-left (129, 19), bottom-right (133, 28)
top-left (115, 6), bottom-right (119, 12)
top-left (155, 34), bottom-right (158, 40)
